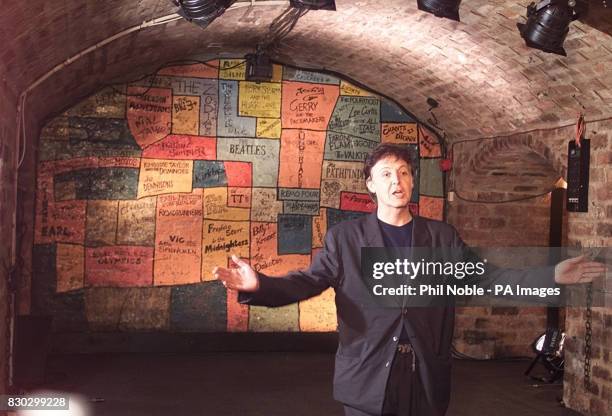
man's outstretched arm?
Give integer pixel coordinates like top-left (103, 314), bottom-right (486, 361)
top-left (554, 254), bottom-right (606, 285)
top-left (213, 229), bottom-right (342, 307)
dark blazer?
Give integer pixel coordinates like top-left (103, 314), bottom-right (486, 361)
top-left (239, 213), bottom-right (554, 415)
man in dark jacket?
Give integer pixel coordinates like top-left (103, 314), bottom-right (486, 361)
top-left (213, 144), bottom-right (603, 416)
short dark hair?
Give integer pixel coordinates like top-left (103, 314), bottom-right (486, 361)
top-left (363, 144), bottom-right (414, 180)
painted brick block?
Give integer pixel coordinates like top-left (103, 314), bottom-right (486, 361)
top-left (170, 281), bottom-right (227, 332)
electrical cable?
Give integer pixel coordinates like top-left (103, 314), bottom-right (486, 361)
top-left (448, 115), bottom-right (612, 204)
top-left (575, 113), bottom-right (585, 147)
top-left (103, 57), bottom-right (246, 99)
top-left (17, 93), bottom-right (27, 168)
top-left (260, 5), bottom-right (309, 53)
top-left (13, 0), bottom-right (290, 141)
top-left (450, 115), bottom-right (612, 150)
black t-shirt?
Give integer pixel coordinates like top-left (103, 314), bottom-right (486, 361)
top-left (377, 218), bottom-right (413, 342)
top-left (378, 218), bottom-right (413, 248)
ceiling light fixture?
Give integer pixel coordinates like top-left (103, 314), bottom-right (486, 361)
top-left (246, 47), bottom-right (274, 83)
top-left (517, 0), bottom-right (579, 56)
top-left (289, 0), bottom-right (336, 10)
top-left (173, 0), bottom-right (236, 29)
top-left (417, 0), bottom-right (462, 21)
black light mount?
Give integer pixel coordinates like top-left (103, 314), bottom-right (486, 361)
top-left (245, 48), bottom-right (274, 83)
top-left (517, 0), bottom-right (579, 56)
top-left (525, 329), bottom-right (566, 383)
top-left (289, 0), bottom-right (336, 10)
top-left (173, 0), bottom-right (236, 29)
top-left (427, 97), bottom-right (439, 111)
top-left (417, 0), bottom-right (462, 21)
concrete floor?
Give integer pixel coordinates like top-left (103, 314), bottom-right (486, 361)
top-left (36, 353), bottom-right (580, 416)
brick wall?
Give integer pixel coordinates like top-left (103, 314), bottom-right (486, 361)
top-left (448, 132), bottom-right (562, 358)
top-left (0, 83), bottom-right (19, 394)
top-left (449, 120), bottom-right (612, 414)
top-left (3, 1), bottom-right (612, 143)
top-left (449, 196), bottom-right (552, 358)
top-left (562, 120), bottom-right (612, 416)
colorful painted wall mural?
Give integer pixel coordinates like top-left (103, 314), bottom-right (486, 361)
top-left (32, 59), bottom-right (445, 333)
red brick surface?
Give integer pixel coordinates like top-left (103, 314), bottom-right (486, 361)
top-left (1, 1), bottom-right (612, 142)
top-left (450, 120), bottom-right (611, 415)
top-left (0, 90), bottom-right (18, 395)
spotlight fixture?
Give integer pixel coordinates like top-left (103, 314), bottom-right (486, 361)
top-left (173, 0), bottom-right (236, 28)
top-left (289, 0), bottom-right (336, 10)
top-left (417, 0), bottom-right (462, 21)
top-left (246, 49), bottom-right (273, 83)
top-left (426, 97), bottom-right (441, 128)
top-left (517, 0), bottom-right (579, 56)
top-left (426, 97), bottom-right (439, 111)
top-left (525, 329), bottom-right (566, 382)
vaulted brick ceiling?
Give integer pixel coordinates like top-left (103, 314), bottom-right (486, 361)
top-left (2, 0), bottom-right (611, 145)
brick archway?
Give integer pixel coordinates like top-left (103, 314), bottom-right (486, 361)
top-left (454, 135), bottom-right (564, 202)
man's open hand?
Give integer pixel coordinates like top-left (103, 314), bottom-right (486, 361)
top-left (555, 255), bottom-right (606, 285)
top-left (213, 254), bottom-right (259, 292)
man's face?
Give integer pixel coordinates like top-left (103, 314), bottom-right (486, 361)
top-left (366, 156), bottom-right (414, 211)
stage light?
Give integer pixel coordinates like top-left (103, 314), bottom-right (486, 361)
top-left (417, 0), bottom-right (462, 21)
top-left (517, 0), bottom-right (578, 56)
top-left (173, 0), bottom-right (236, 28)
top-left (525, 329), bottom-right (566, 382)
top-left (245, 51), bottom-right (273, 83)
top-left (289, 0), bottom-right (336, 10)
